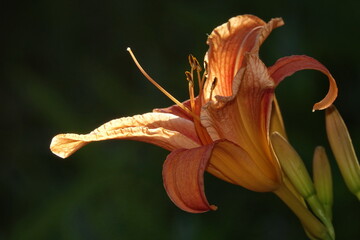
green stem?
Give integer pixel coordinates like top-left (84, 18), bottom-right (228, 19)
top-left (274, 185), bottom-right (332, 240)
top-left (306, 194), bottom-right (335, 239)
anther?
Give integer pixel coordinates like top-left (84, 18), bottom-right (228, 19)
top-left (188, 54), bottom-right (195, 68)
top-left (188, 54), bottom-right (202, 71)
top-left (185, 71), bottom-right (193, 82)
top-left (211, 77), bottom-right (218, 90)
top-left (209, 77), bottom-right (218, 100)
top-left (194, 58), bottom-right (201, 72)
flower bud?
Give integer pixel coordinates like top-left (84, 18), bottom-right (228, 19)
top-left (271, 132), bottom-right (315, 198)
top-left (271, 132), bottom-right (334, 239)
top-left (325, 105), bottom-right (360, 200)
top-left (313, 146), bottom-right (333, 219)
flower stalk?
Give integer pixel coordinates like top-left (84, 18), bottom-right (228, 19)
top-left (271, 132), bottom-right (335, 239)
top-left (274, 185), bottom-right (331, 240)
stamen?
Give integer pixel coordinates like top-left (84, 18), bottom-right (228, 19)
top-left (188, 54), bottom-right (195, 68)
top-left (196, 66), bottom-right (202, 92)
top-left (211, 77), bottom-right (218, 89)
top-left (209, 77), bottom-right (218, 100)
top-left (127, 47), bottom-right (197, 119)
top-left (185, 71), bottom-right (193, 82)
top-left (194, 58), bottom-right (202, 72)
top-left (203, 61), bottom-right (208, 79)
top-left (185, 71), bottom-right (195, 112)
top-left (199, 61), bottom-right (209, 94)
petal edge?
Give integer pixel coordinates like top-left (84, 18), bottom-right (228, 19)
top-left (50, 112), bottom-right (200, 158)
top-left (268, 55), bottom-right (338, 111)
top-left (162, 144), bottom-right (217, 213)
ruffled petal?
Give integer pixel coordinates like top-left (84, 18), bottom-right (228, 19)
top-left (268, 55), bottom-right (338, 111)
top-left (204, 15), bottom-right (284, 100)
top-left (50, 112), bottom-right (200, 158)
top-left (162, 144), bottom-right (218, 213)
top-left (201, 54), bottom-right (281, 184)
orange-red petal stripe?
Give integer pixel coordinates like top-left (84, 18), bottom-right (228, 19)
top-left (268, 55), bottom-right (338, 111)
top-left (162, 144), bottom-right (218, 213)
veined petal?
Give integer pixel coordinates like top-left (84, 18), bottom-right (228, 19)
top-left (207, 140), bottom-right (280, 192)
top-left (268, 55), bottom-right (338, 111)
top-left (201, 54), bottom-right (281, 185)
top-left (162, 144), bottom-right (218, 213)
top-left (270, 97), bottom-right (287, 139)
top-left (204, 15), bottom-right (283, 100)
top-left (50, 112), bottom-right (200, 158)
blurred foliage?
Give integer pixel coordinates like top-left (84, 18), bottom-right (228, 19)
top-left (2, 0), bottom-right (360, 239)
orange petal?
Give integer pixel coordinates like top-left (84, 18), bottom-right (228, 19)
top-left (204, 15), bottom-right (283, 100)
top-left (201, 54), bottom-right (281, 185)
top-left (270, 97), bottom-right (288, 139)
top-left (207, 140), bottom-right (280, 192)
top-left (50, 112), bottom-right (200, 158)
top-left (268, 55), bottom-right (338, 111)
top-left (162, 144), bottom-right (218, 213)
top-left (153, 99), bottom-right (193, 121)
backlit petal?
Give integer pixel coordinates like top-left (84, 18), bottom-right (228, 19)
top-left (268, 55), bottom-right (338, 111)
top-left (162, 144), bottom-right (218, 213)
top-left (204, 15), bottom-right (283, 100)
top-left (153, 99), bottom-right (193, 121)
top-left (201, 54), bottom-right (281, 184)
top-left (207, 140), bottom-right (280, 192)
top-left (50, 112), bottom-right (200, 158)
top-left (270, 97), bottom-right (287, 139)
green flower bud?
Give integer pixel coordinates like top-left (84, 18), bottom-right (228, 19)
top-left (326, 105), bottom-right (360, 200)
top-left (313, 146), bottom-right (333, 219)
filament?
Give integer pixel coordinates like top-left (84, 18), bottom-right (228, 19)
top-left (127, 47), bottom-right (198, 120)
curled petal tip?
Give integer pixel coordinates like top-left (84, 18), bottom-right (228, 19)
top-left (50, 134), bottom-right (88, 159)
top-left (269, 55), bottom-right (338, 112)
top-left (210, 205), bottom-right (218, 211)
top-left (312, 85), bottom-right (338, 112)
top-left (50, 137), bottom-right (68, 159)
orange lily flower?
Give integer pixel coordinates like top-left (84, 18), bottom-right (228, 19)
top-left (50, 15), bottom-right (337, 214)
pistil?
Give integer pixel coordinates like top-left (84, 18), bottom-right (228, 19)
top-left (127, 48), bottom-right (198, 120)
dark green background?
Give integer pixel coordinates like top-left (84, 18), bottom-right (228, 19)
top-left (3, 0), bottom-right (360, 239)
